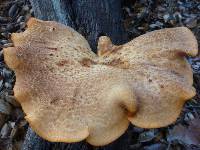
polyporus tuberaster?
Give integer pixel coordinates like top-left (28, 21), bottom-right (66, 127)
top-left (3, 18), bottom-right (198, 146)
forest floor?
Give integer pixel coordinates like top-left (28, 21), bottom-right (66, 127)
top-left (0, 0), bottom-right (200, 150)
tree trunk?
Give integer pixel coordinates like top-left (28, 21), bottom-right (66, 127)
top-left (23, 0), bottom-right (130, 149)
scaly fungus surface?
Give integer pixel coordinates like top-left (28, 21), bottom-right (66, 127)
top-left (3, 18), bottom-right (198, 146)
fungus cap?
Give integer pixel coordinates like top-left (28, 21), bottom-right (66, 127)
top-left (3, 18), bottom-right (198, 146)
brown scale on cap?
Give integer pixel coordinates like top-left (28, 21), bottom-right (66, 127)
top-left (3, 18), bottom-right (198, 146)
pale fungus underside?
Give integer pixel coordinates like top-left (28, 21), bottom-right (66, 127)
top-left (3, 18), bottom-right (198, 146)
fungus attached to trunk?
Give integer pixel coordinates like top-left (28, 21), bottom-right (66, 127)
top-left (3, 18), bottom-right (198, 146)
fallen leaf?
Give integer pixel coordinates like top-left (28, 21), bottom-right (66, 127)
top-left (167, 118), bottom-right (200, 146)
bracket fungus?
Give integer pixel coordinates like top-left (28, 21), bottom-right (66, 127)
top-left (3, 18), bottom-right (198, 146)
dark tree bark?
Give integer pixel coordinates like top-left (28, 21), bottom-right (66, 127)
top-left (23, 0), bottom-right (131, 150)
top-left (29, 0), bottom-right (75, 27)
top-left (71, 0), bottom-right (127, 51)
